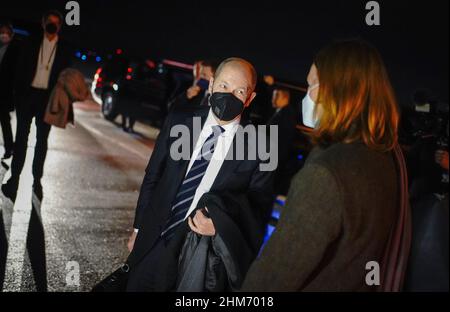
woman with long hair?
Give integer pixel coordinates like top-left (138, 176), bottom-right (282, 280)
top-left (241, 39), bottom-right (408, 291)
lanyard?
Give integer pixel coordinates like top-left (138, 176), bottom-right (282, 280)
top-left (39, 40), bottom-right (57, 71)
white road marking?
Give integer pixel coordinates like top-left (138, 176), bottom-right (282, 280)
top-left (2, 125), bottom-right (36, 291)
top-left (1, 106), bottom-right (154, 291)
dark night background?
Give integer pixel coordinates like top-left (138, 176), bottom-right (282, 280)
top-left (2, 0), bottom-right (449, 105)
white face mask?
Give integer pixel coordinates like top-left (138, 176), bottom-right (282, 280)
top-left (302, 83), bottom-right (319, 128)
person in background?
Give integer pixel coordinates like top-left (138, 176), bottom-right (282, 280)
top-left (169, 59), bottom-right (218, 109)
top-left (121, 114), bottom-right (136, 133)
top-left (266, 88), bottom-right (297, 195)
top-left (246, 74), bottom-right (305, 126)
top-left (435, 149), bottom-right (449, 172)
top-left (403, 90), bottom-right (449, 202)
top-left (242, 39), bottom-right (406, 291)
top-left (1, 10), bottom-right (72, 202)
top-left (0, 22), bottom-right (19, 159)
top-left (404, 122), bottom-right (448, 292)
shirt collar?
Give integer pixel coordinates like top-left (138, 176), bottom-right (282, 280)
top-left (204, 108), bottom-right (240, 137)
top-left (43, 35), bottom-right (58, 45)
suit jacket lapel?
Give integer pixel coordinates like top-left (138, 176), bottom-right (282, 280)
top-left (51, 40), bottom-right (62, 73)
top-left (211, 120), bottom-right (249, 189)
top-left (29, 35), bottom-right (43, 82)
top-left (173, 108), bottom-right (210, 182)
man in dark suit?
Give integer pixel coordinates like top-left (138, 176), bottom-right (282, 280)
top-left (0, 22), bottom-right (20, 159)
top-left (1, 10), bottom-right (72, 202)
top-left (125, 58), bottom-right (275, 291)
top-left (266, 88), bottom-right (298, 195)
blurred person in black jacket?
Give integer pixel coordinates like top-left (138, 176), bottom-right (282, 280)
top-left (398, 91), bottom-right (449, 292)
top-left (0, 22), bottom-right (19, 160)
top-left (401, 89), bottom-right (449, 201)
top-left (266, 88), bottom-right (298, 195)
top-left (1, 10), bottom-right (72, 202)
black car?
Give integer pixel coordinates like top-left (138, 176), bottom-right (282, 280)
top-left (92, 56), bottom-right (193, 127)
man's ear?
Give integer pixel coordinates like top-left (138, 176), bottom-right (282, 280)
top-left (208, 77), bottom-right (214, 94)
top-left (245, 92), bottom-right (257, 108)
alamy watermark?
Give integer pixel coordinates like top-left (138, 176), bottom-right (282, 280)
top-left (65, 1), bottom-right (80, 26)
top-left (65, 261), bottom-right (80, 288)
top-left (366, 1), bottom-right (381, 26)
top-left (365, 261), bottom-right (380, 286)
top-left (169, 117), bottom-right (279, 172)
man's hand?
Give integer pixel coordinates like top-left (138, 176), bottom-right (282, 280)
top-left (127, 230), bottom-right (138, 252)
top-left (186, 85), bottom-right (201, 100)
top-left (188, 208), bottom-right (216, 236)
top-left (435, 150), bottom-right (449, 171)
top-left (263, 75), bottom-right (275, 86)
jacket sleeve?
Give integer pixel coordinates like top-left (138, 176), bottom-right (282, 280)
top-left (240, 162), bottom-right (343, 291)
top-left (167, 91), bottom-right (189, 111)
top-left (133, 114), bottom-right (173, 229)
top-left (210, 158), bottom-right (275, 272)
top-left (60, 41), bottom-right (74, 70)
top-left (246, 158), bottom-right (276, 239)
top-left (0, 39), bottom-right (20, 102)
top-left (220, 134), bottom-right (276, 255)
top-left (12, 38), bottom-right (29, 97)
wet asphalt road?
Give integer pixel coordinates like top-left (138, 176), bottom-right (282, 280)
top-left (0, 101), bottom-right (158, 291)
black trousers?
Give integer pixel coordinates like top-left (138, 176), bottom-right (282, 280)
top-left (0, 108), bottom-right (13, 155)
top-left (8, 88), bottom-right (51, 187)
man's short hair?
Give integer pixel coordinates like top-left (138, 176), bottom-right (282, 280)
top-left (42, 10), bottom-right (64, 25)
top-left (214, 57), bottom-right (258, 92)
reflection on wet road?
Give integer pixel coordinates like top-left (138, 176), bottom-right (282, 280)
top-left (1, 101), bottom-right (158, 291)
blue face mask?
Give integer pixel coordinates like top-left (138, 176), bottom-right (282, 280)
top-left (302, 83), bottom-right (320, 128)
top-left (196, 78), bottom-right (210, 90)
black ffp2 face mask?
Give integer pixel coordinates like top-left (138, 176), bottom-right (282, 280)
top-left (210, 92), bottom-right (245, 122)
top-left (45, 23), bottom-right (58, 34)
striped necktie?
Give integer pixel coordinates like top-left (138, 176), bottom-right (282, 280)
top-left (161, 125), bottom-right (225, 241)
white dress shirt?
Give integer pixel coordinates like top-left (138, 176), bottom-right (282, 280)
top-left (183, 109), bottom-right (240, 219)
top-left (31, 36), bottom-right (58, 90)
